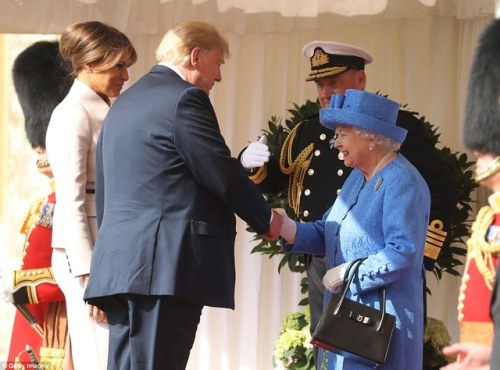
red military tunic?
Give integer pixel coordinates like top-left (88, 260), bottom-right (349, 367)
top-left (7, 182), bottom-right (69, 369)
top-left (458, 192), bottom-right (500, 345)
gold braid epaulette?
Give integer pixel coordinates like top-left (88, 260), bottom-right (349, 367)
top-left (279, 121), bottom-right (314, 217)
top-left (249, 165), bottom-right (268, 184)
top-left (467, 206), bottom-right (500, 290)
top-left (19, 196), bottom-right (45, 235)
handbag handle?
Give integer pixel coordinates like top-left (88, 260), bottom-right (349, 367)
top-left (332, 258), bottom-right (387, 332)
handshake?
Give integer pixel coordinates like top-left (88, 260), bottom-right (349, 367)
top-left (262, 208), bottom-right (296, 243)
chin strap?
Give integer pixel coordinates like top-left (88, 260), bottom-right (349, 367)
top-left (475, 156), bottom-right (500, 183)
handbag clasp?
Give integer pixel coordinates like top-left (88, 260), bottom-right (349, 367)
top-left (349, 311), bottom-right (373, 326)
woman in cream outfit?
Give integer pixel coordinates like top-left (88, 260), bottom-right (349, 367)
top-left (46, 21), bottom-right (136, 370)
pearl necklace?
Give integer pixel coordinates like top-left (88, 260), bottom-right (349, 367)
top-left (369, 151), bottom-right (395, 180)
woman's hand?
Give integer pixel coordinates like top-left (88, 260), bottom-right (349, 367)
top-left (322, 263), bottom-right (348, 293)
top-left (273, 208), bottom-right (297, 244)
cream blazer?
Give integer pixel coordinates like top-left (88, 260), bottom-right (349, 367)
top-left (46, 79), bottom-right (110, 277)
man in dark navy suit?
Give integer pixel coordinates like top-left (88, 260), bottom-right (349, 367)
top-left (84, 20), bottom-right (282, 370)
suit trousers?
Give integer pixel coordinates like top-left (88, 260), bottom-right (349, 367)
top-left (102, 294), bottom-right (203, 370)
top-left (52, 248), bottom-right (109, 370)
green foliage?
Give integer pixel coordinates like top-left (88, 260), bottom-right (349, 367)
top-left (418, 115), bottom-right (478, 280)
top-left (423, 317), bottom-right (452, 369)
top-left (248, 99), bottom-right (477, 289)
top-left (272, 307), bottom-right (315, 370)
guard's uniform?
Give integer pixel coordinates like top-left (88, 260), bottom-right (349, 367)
top-left (7, 183), bottom-right (69, 369)
top-left (458, 193), bottom-right (500, 346)
top-left (8, 39), bottom-right (73, 370)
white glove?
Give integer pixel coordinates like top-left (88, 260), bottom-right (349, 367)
top-left (273, 208), bottom-right (297, 244)
top-left (322, 263), bottom-right (348, 293)
top-left (241, 135), bottom-right (270, 169)
top-left (0, 270), bottom-right (13, 303)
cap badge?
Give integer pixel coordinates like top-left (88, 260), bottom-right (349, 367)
top-left (311, 48), bottom-right (330, 67)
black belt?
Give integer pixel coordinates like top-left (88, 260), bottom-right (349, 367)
top-left (86, 189), bottom-right (95, 194)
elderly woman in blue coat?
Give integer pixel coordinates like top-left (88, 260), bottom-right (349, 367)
top-left (276, 89), bottom-right (430, 370)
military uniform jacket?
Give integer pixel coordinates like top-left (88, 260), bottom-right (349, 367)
top-left (8, 188), bottom-right (69, 369)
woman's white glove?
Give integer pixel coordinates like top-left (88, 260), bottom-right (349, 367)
top-left (322, 263), bottom-right (348, 293)
top-left (241, 136), bottom-right (270, 169)
top-left (273, 208), bottom-right (297, 244)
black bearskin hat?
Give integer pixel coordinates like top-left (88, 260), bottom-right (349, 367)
top-left (464, 19), bottom-right (500, 155)
top-left (12, 40), bottom-right (73, 149)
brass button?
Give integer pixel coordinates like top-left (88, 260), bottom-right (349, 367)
top-left (308, 169), bottom-right (315, 176)
top-left (336, 189), bottom-right (341, 195)
top-left (314, 150), bottom-right (320, 157)
top-left (304, 189), bottom-right (311, 196)
top-left (303, 210), bottom-right (309, 217)
top-left (337, 169), bottom-right (343, 176)
top-left (320, 134), bottom-right (326, 140)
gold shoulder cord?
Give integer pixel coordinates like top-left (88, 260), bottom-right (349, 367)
top-left (19, 196), bottom-right (45, 235)
top-left (467, 206), bottom-right (500, 290)
top-left (279, 121), bottom-right (314, 217)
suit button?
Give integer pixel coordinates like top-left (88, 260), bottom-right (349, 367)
top-left (303, 210), bottom-right (309, 217)
top-left (304, 189), bottom-right (311, 196)
top-left (338, 152), bottom-right (344, 160)
top-left (308, 169), bottom-right (315, 176)
top-left (314, 150), bottom-right (320, 157)
top-left (337, 169), bottom-right (344, 176)
top-left (336, 189), bottom-right (341, 195)
top-left (320, 134), bottom-right (326, 140)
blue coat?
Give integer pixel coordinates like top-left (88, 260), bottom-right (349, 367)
top-left (84, 65), bottom-right (271, 309)
top-left (286, 154), bottom-right (430, 369)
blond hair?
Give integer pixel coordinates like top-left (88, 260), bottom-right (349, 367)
top-left (156, 20), bottom-right (229, 66)
top-left (60, 21), bottom-right (137, 76)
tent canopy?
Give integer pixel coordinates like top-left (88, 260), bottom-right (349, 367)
top-left (1, 0), bottom-right (495, 35)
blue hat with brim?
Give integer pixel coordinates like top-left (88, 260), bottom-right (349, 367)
top-left (320, 89), bottom-right (407, 143)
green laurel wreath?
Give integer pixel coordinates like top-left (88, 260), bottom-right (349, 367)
top-left (247, 99), bottom-right (477, 294)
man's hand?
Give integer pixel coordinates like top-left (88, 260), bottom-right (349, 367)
top-left (440, 342), bottom-right (491, 370)
top-left (88, 303), bottom-right (108, 323)
top-left (241, 136), bottom-right (270, 169)
top-left (263, 209), bottom-right (283, 241)
top-left (80, 274), bottom-right (107, 323)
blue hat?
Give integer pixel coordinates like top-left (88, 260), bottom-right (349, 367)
top-left (320, 90), bottom-right (407, 143)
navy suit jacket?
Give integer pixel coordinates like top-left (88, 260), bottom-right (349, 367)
top-left (84, 65), bottom-right (271, 309)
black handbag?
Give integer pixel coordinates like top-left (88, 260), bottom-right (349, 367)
top-left (311, 258), bottom-right (396, 366)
